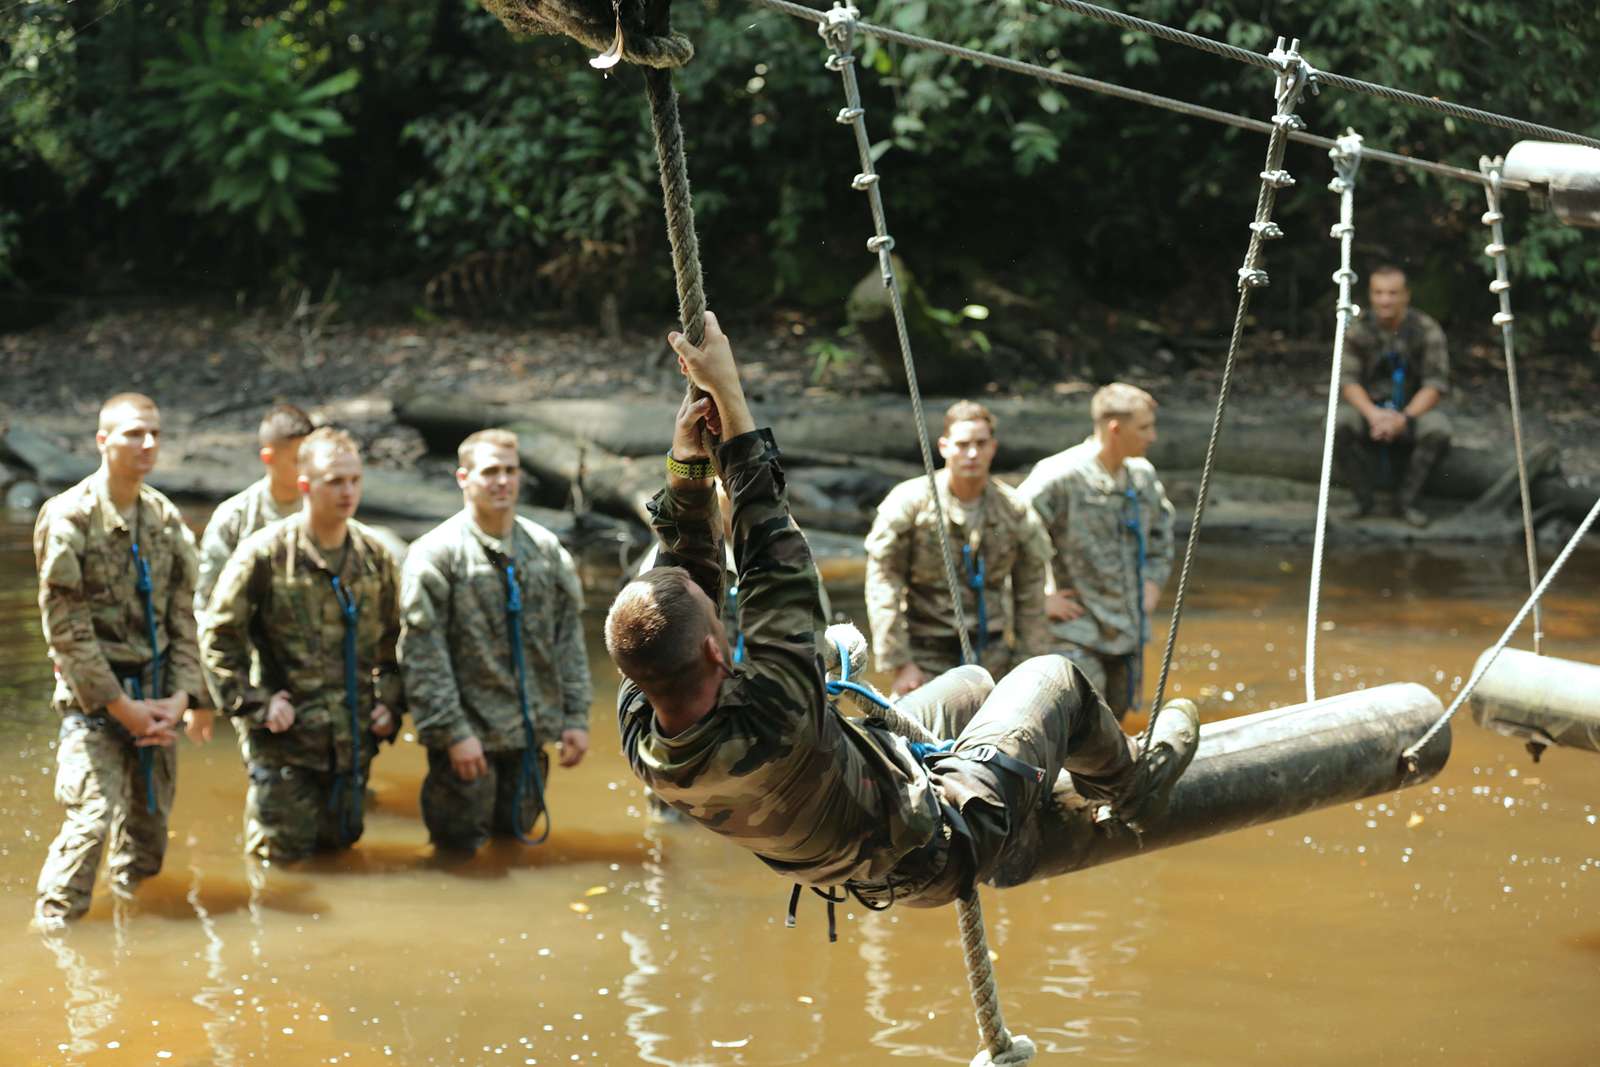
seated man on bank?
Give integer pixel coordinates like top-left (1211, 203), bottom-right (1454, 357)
top-left (1334, 264), bottom-right (1452, 527)
top-left (605, 312), bottom-right (1200, 913)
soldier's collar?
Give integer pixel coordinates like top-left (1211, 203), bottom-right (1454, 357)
top-left (92, 469), bottom-right (145, 535)
top-left (292, 512), bottom-right (366, 577)
top-left (464, 509), bottom-right (518, 560)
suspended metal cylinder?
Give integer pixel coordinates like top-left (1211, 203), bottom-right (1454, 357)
top-left (1469, 647), bottom-right (1600, 758)
top-left (991, 683), bottom-right (1450, 886)
top-left (1503, 141), bottom-right (1600, 229)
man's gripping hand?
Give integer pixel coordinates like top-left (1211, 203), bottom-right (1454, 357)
top-left (668, 311), bottom-right (754, 440)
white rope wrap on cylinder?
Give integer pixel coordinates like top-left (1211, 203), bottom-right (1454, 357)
top-left (1306, 129), bottom-right (1363, 702)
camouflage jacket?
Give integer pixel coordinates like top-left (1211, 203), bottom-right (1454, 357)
top-left (862, 471), bottom-right (1050, 672)
top-left (1341, 307), bottom-right (1450, 409)
top-left (617, 430), bottom-right (941, 886)
top-left (399, 509), bottom-right (591, 752)
top-left (1018, 439), bottom-right (1176, 656)
top-left (34, 470), bottom-right (205, 715)
top-left (195, 476), bottom-right (300, 620)
top-left (202, 513), bottom-right (404, 771)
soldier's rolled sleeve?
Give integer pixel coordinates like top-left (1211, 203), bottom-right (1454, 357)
top-left (35, 513), bottom-right (124, 712)
top-left (398, 553), bottom-right (472, 748)
top-left (1142, 475), bottom-right (1177, 590)
top-left (647, 479), bottom-right (725, 606)
top-left (1422, 319), bottom-right (1450, 395)
top-left (202, 550), bottom-right (271, 722)
top-left (717, 428), bottom-right (824, 668)
top-left (863, 490), bottom-right (916, 672)
top-left (164, 523), bottom-right (208, 708)
top-left (374, 549), bottom-right (406, 724)
top-left (552, 548), bottom-right (593, 732)
top-left (1012, 506), bottom-right (1052, 656)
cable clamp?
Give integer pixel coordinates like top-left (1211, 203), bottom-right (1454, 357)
top-left (1249, 221), bottom-right (1283, 239)
top-left (1329, 222), bottom-right (1354, 239)
top-left (1332, 267), bottom-right (1357, 285)
top-left (867, 234), bottom-right (895, 254)
top-left (1237, 267), bottom-right (1270, 289)
top-left (1481, 210), bottom-right (1504, 226)
top-left (1489, 279), bottom-right (1511, 294)
top-left (1484, 242), bottom-right (1508, 258)
top-left (819, 2), bottom-right (861, 61)
top-left (851, 172), bottom-right (879, 191)
top-left (835, 106), bottom-right (864, 124)
top-left (1260, 169), bottom-right (1295, 189)
top-left (1336, 300), bottom-right (1361, 318)
top-left (1327, 177), bottom-right (1351, 194)
top-left (1271, 113), bottom-right (1307, 131)
top-left (1493, 311), bottom-right (1515, 326)
top-left (824, 52), bottom-right (855, 71)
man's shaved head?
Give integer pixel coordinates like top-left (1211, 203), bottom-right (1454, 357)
top-left (98, 392), bottom-right (158, 432)
top-left (605, 567), bottom-right (720, 693)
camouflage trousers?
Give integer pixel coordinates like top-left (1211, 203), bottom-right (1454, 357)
top-left (907, 631), bottom-right (1014, 681)
top-left (852, 656), bottom-right (1135, 909)
top-left (1057, 644), bottom-right (1140, 721)
top-left (245, 758), bottom-right (374, 861)
top-left (420, 746), bottom-right (551, 851)
top-left (37, 714), bottom-right (177, 922)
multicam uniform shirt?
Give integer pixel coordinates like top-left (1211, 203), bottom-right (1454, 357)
top-left (862, 471), bottom-right (1050, 673)
top-left (35, 471), bottom-right (205, 714)
top-left (1018, 439), bottom-right (1175, 657)
top-left (202, 513), bottom-right (404, 772)
top-left (618, 430), bottom-right (941, 886)
top-left (399, 509), bottom-right (591, 752)
top-left (195, 477), bottom-right (300, 621)
top-left (1341, 307), bottom-right (1450, 410)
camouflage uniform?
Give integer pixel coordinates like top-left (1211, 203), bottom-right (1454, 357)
top-left (195, 476), bottom-right (300, 619)
top-left (863, 471), bottom-right (1050, 680)
top-left (618, 429), bottom-right (1137, 909)
top-left (1335, 307), bottom-right (1453, 510)
top-left (399, 510), bottom-right (591, 850)
top-left (202, 513), bottom-right (404, 860)
top-left (33, 471), bottom-right (205, 920)
top-left (1018, 439), bottom-right (1176, 718)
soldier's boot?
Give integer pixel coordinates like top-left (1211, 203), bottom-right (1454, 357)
top-left (1333, 421), bottom-right (1375, 520)
top-left (1095, 698), bottom-right (1200, 834)
top-left (1396, 433), bottom-right (1449, 528)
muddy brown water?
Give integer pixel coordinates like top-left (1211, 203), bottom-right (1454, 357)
top-left (0, 514), bottom-right (1596, 1066)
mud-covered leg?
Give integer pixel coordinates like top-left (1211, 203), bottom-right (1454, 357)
top-left (108, 743), bottom-right (176, 894)
top-left (36, 719), bottom-right (126, 924)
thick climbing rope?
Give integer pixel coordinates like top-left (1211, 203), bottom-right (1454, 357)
top-left (1479, 158), bottom-right (1544, 656)
top-left (1401, 490), bottom-right (1600, 769)
top-left (818, 4), bottom-right (974, 668)
top-left (750, 0), bottom-right (1529, 197)
top-left (1305, 131), bottom-right (1364, 704)
top-left (1142, 40), bottom-right (1311, 742)
top-left (1033, 0), bottom-right (1600, 150)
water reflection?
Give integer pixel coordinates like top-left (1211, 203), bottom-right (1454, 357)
top-left (187, 863), bottom-right (240, 1067)
top-left (39, 930), bottom-right (119, 1063)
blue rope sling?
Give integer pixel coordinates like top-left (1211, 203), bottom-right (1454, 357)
top-left (1122, 485), bottom-right (1149, 713)
top-left (129, 531), bottom-right (161, 815)
top-left (501, 560), bottom-right (551, 845)
top-left (328, 574), bottom-right (365, 845)
top-left (960, 542), bottom-right (987, 663)
top-left (1377, 346), bottom-right (1409, 484)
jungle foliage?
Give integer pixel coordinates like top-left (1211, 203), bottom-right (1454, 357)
top-left (3, 0), bottom-right (1599, 346)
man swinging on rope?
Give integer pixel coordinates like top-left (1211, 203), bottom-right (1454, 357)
top-left (606, 313), bottom-right (1200, 910)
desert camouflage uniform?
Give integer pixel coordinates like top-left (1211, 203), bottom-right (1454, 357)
top-left (202, 513), bottom-right (404, 860)
top-left (33, 471), bottom-right (205, 920)
top-left (1335, 307), bottom-right (1453, 508)
top-left (399, 510), bottom-right (591, 849)
top-left (1019, 439), bottom-right (1175, 717)
top-left (863, 471), bottom-right (1050, 680)
top-left (195, 476), bottom-right (300, 619)
top-left (618, 429), bottom-right (1136, 910)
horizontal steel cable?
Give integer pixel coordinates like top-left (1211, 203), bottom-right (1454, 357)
top-left (748, 0), bottom-right (1531, 193)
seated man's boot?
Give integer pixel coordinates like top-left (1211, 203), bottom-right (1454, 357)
top-left (1396, 432), bottom-right (1448, 528)
top-left (1097, 697), bottom-right (1200, 834)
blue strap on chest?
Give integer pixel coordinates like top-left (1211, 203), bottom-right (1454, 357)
top-left (130, 538), bottom-right (161, 814)
top-left (1122, 485), bottom-right (1148, 712)
top-left (961, 543), bottom-right (986, 662)
top-left (503, 561), bottom-right (551, 845)
top-left (728, 582), bottom-right (744, 665)
top-left (328, 574), bottom-right (364, 844)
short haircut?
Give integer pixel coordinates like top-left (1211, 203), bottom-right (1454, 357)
top-left (1370, 263), bottom-right (1408, 285)
top-left (297, 426), bottom-right (361, 476)
top-left (457, 428), bottom-right (520, 470)
top-left (605, 568), bottom-right (713, 692)
top-left (943, 399), bottom-right (996, 436)
top-left (1091, 383), bottom-right (1157, 426)
top-left (258, 403), bottom-right (314, 447)
top-left (98, 392), bottom-right (158, 432)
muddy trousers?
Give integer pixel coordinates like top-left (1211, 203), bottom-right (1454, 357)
top-left (245, 759), bottom-right (374, 862)
top-left (1055, 645), bottom-right (1138, 721)
top-left (857, 655), bottom-right (1135, 908)
top-left (1334, 405), bottom-right (1453, 509)
top-left (37, 714), bottom-right (177, 921)
top-left (420, 746), bottom-right (551, 851)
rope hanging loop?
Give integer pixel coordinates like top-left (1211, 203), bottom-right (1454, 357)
top-left (479, 0), bottom-right (695, 69)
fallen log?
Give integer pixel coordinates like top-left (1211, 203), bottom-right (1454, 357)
top-left (990, 682), bottom-right (1450, 886)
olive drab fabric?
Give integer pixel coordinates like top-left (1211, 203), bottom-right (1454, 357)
top-left (195, 476), bottom-right (301, 622)
top-left (399, 510), bottom-right (591, 753)
top-left (618, 429), bottom-right (944, 887)
top-left (1019, 439), bottom-right (1176, 658)
top-left (35, 471), bottom-right (206, 715)
top-left (201, 513), bottom-right (404, 773)
top-left (862, 470), bottom-right (1050, 676)
top-left (1340, 307), bottom-right (1450, 408)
